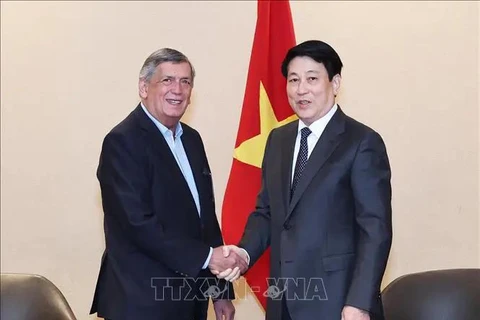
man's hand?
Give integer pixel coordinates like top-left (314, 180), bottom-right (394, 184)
top-left (213, 245), bottom-right (249, 282)
top-left (213, 299), bottom-right (235, 320)
top-left (341, 306), bottom-right (370, 320)
top-left (208, 246), bottom-right (248, 277)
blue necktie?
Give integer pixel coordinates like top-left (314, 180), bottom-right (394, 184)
top-left (291, 127), bottom-right (312, 199)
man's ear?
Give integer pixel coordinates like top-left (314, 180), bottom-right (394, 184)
top-left (139, 79), bottom-right (148, 99)
top-left (332, 74), bottom-right (342, 96)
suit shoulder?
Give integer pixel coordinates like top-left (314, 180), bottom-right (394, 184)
top-left (102, 109), bottom-right (144, 148)
top-left (343, 113), bottom-right (383, 139)
top-left (342, 113), bottom-right (389, 155)
top-left (271, 120), bottom-right (298, 137)
top-left (109, 109), bottom-right (139, 135)
top-left (181, 122), bottom-right (204, 142)
top-left (277, 120), bottom-right (298, 132)
top-left (180, 122), bottom-right (199, 136)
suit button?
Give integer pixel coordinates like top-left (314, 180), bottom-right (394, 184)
top-left (283, 223), bottom-right (292, 230)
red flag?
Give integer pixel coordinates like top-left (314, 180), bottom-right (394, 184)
top-left (221, 0), bottom-right (296, 310)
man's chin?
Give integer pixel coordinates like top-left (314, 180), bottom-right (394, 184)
top-left (296, 112), bottom-right (315, 124)
top-left (166, 109), bottom-right (187, 118)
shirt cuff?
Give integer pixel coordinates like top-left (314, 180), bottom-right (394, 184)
top-left (202, 247), bottom-right (213, 269)
top-left (240, 248), bottom-right (251, 265)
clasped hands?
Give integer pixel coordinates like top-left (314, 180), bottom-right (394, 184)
top-left (208, 245), bottom-right (249, 282)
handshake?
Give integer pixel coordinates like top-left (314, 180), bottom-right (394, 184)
top-left (208, 245), bottom-right (250, 282)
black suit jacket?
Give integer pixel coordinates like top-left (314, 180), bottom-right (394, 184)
top-left (90, 105), bottom-right (233, 320)
top-left (240, 107), bottom-right (392, 320)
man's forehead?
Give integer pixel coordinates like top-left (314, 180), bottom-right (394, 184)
top-left (288, 68), bottom-right (323, 76)
top-left (155, 62), bottom-right (192, 77)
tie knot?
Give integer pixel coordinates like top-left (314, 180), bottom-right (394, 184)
top-left (301, 127), bottom-right (312, 140)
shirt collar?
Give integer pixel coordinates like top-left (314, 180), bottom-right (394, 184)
top-left (298, 103), bottom-right (338, 138)
top-left (140, 102), bottom-right (183, 138)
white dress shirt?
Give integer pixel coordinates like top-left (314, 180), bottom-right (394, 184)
top-left (291, 104), bottom-right (338, 182)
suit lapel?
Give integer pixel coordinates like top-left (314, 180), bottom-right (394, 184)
top-left (286, 108), bottom-right (346, 221)
top-left (280, 121), bottom-right (299, 216)
top-left (133, 105), bottom-right (200, 221)
top-left (181, 129), bottom-right (208, 216)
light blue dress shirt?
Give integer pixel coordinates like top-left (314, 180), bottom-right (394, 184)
top-left (141, 104), bottom-right (212, 269)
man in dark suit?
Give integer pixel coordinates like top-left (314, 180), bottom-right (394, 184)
top-left (90, 48), bottom-right (247, 320)
top-left (217, 40), bottom-right (392, 320)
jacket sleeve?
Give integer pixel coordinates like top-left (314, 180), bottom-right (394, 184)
top-left (345, 130), bottom-right (393, 312)
top-left (195, 132), bottom-right (235, 300)
top-left (238, 130), bottom-right (274, 265)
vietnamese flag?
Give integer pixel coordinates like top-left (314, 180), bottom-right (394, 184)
top-left (221, 0), bottom-right (296, 310)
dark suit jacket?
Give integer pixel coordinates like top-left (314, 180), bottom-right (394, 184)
top-left (239, 107), bottom-right (392, 320)
top-left (90, 105), bottom-right (233, 320)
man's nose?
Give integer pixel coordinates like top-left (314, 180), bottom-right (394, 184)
top-left (296, 80), bottom-right (308, 95)
top-left (171, 80), bottom-right (182, 94)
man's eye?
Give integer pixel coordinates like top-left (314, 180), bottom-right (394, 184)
top-left (181, 79), bottom-right (191, 85)
top-left (162, 78), bottom-right (172, 84)
top-left (288, 78), bottom-right (298, 83)
top-left (308, 77), bottom-right (318, 81)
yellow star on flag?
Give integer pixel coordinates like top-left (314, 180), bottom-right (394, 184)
top-left (234, 81), bottom-right (297, 168)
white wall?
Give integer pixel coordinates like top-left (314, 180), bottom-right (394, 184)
top-left (478, 0), bottom-right (480, 268)
top-left (1, 1), bottom-right (478, 319)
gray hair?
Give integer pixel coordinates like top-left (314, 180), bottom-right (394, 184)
top-left (139, 48), bottom-right (195, 84)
